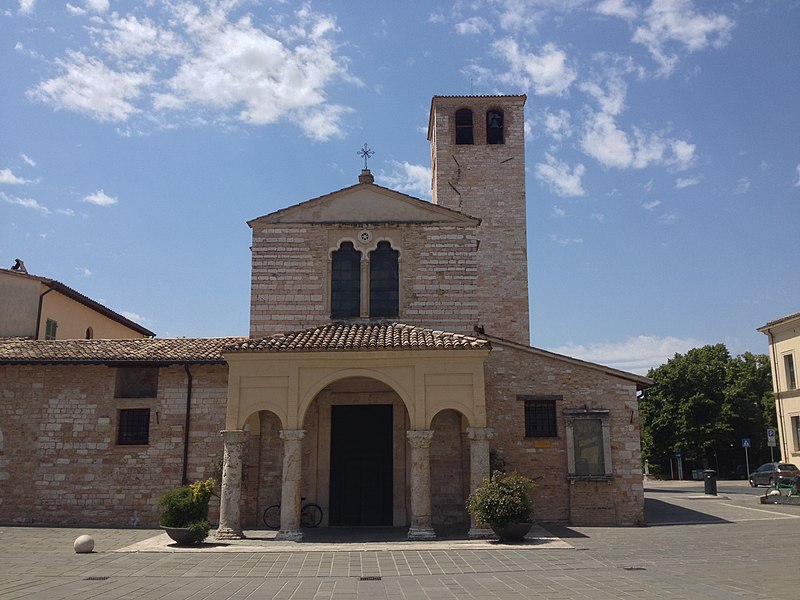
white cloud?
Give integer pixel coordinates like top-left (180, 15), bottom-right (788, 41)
top-left (28, 4), bottom-right (354, 140)
top-left (120, 310), bottom-right (152, 326)
top-left (83, 189), bottom-right (118, 206)
top-left (535, 153), bottom-right (586, 197)
top-left (550, 205), bottom-right (566, 217)
top-left (581, 112), bottom-right (695, 171)
top-left (28, 50), bottom-right (151, 122)
top-left (596, 0), bottom-right (638, 20)
top-left (549, 234), bottom-right (583, 245)
top-left (591, 213), bottom-right (605, 223)
top-left (1, 191), bottom-right (50, 214)
top-left (455, 17), bottom-right (493, 36)
top-left (659, 212), bottom-right (678, 224)
top-left (542, 109), bottom-right (572, 142)
top-left (633, 0), bottom-right (734, 75)
top-left (380, 162), bottom-right (432, 198)
top-left (642, 200), bottom-right (661, 210)
top-left (580, 112), bottom-right (633, 168)
top-left (19, 0), bottom-right (35, 15)
top-left (21, 153), bottom-right (36, 167)
top-left (735, 177), bottom-right (750, 195)
top-left (794, 164), bottom-right (800, 187)
top-left (493, 40), bottom-right (576, 96)
top-left (550, 334), bottom-right (705, 375)
top-left (675, 176), bottom-right (700, 189)
top-left (77, 267), bottom-right (92, 278)
top-left (0, 168), bottom-right (29, 185)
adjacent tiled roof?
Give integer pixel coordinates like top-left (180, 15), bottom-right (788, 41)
top-left (0, 268), bottom-right (156, 337)
top-left (758, 312), bottom-right (800, 332)
top-left (0, 337), bottom-right (247, 365)
top-left (227, 322), bottom-right (490, 353)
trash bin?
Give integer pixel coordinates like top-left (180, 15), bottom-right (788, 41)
top-left (703, 469), bottom-right (717, 496)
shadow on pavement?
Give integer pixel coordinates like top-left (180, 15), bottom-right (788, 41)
top-left (644, 498), bottom-right (730, 527)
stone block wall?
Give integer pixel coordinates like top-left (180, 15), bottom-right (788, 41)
top-left (0, 364), bottom-right (228, 527)
top-left (484, 343), bottom-right (645, 526)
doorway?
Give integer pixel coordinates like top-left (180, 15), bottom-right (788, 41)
top-left (329, 404), bottom-right (393, 526)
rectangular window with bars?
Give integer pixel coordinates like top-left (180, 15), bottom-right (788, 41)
top-left (519, 395), bottom-right (559, 437)
top-left (117, 408), bottom-right (151, 445)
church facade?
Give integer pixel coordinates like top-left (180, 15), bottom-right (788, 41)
top-left (0, 95), bottom-right (650, 537)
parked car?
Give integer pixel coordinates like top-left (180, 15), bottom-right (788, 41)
top-left (748, 462), bottom-right (800, 487)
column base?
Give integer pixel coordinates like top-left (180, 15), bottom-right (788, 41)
top-left (214, 527), bottom-right (245, 540)
top-left (275, 529), bottom-right (304, 541)
top-left (407, 526), bottom-right (436, 541)
top-left (467, 527), bottom-right (495, 539)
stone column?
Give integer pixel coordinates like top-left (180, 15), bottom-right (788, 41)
top-left (276, 429), bottom-right (305, 541)
top-left (406, 429), bottom-right (436, 540)
top-left (467, 426), bottom-right (495, 539)
top-left (215, 429), bottom-right (248, 540)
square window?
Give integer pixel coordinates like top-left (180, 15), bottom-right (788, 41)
top-left (519, 395), bottom-right (558, 437)
top-left (115, 367), bottom-right (158, 398)
top-left (117, 408), bottom-right (150, 445)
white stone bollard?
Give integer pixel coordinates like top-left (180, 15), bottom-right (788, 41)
top-left (73, 534), bottom-right (95, 553)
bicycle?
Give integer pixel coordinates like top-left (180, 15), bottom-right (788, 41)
top-left (263, 498), bottom-right (323, 529)
top-left (765, 475), bottom-right (800, 497)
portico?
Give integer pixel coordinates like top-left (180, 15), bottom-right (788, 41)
top-left (215, 322), bottom-right (493, 541)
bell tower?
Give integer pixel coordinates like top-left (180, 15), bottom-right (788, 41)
top-left (428, 95), bottom-right (530, 345)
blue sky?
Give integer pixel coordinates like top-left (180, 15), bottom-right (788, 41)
top-left (2, 0), bottom-right (798, 374)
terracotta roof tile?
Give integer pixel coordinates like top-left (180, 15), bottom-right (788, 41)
top-left (0, 337), bottom-right (246, 365)
top-left (227, 322), bottom-right (489, 353)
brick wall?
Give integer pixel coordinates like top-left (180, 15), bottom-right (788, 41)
top-left (0, 364), bottom-right (228, 527)
top-left (484, 343), bottom-right (645, 526)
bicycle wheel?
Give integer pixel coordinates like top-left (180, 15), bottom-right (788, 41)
top-left (300, 503), bottom-right (323, 528)
top-left (263, 504), bottom-right (281, 529)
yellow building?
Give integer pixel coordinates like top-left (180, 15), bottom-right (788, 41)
top-left (759, 313), bottom-right (800, 468)
top-left (0, 266), bottom-right (154, 340)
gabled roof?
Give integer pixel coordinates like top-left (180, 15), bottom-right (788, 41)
top-left (0, 337), bottom-right (245, 365)
top-left (227, 322), bottom-right (490, 353)
top-left (248, 178), bottom-right (480, 227)
top-left (481, 332), bottom-right (653, 391)
top-left (0, 268), bottom-right (155, 337)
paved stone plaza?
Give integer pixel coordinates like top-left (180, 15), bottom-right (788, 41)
top-left (1, 481), bottom-right (797, 599)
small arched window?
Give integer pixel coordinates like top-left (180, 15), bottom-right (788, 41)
top-left (455, 108), bottom-right (474, 145)
top-left (331, 242), bottom-right (361, 318)
top-left (369, 241), bottom-right (399, 318)
top-left (85, 327), bottom-right (94, 339)
top-left (486, 109), bottom-right (504, 144)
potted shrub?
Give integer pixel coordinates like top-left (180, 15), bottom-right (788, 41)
top-left (466, 471), bottom-right (536, 542)
top-left (159, 478), bottom-right (215, 545)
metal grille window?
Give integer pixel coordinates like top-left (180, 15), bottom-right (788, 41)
top-left (331, 242), bottom-right (361, 318)
top-left (117, 408), bottom-right (150, 445)
top-left (520, 395), bottom-right (558, 437)
top-left (369, 241), bottom-right (399, 318)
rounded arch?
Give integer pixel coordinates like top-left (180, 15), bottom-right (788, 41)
top-left (298, 368), bottom-right (415, 427)
top-left (427, 405), bottom-right (474, 430)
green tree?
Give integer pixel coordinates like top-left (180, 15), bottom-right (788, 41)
top-left (641, 344), bottom-right (773, 478)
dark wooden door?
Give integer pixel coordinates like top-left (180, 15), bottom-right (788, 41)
top-left (329, 404), bottom-right (393, 526)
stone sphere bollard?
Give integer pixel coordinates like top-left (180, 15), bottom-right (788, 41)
top-left (74, 534), bottom-right (95, 553)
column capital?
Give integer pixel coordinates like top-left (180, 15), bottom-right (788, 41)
top-left (467, 427), bottom-right (495, 442)
top-left (279, 429), bottom-right (306, 442)
top-left (220, 429), bottom-right (248, 444)
top-left (406, 429), bottom-right (435, 448)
